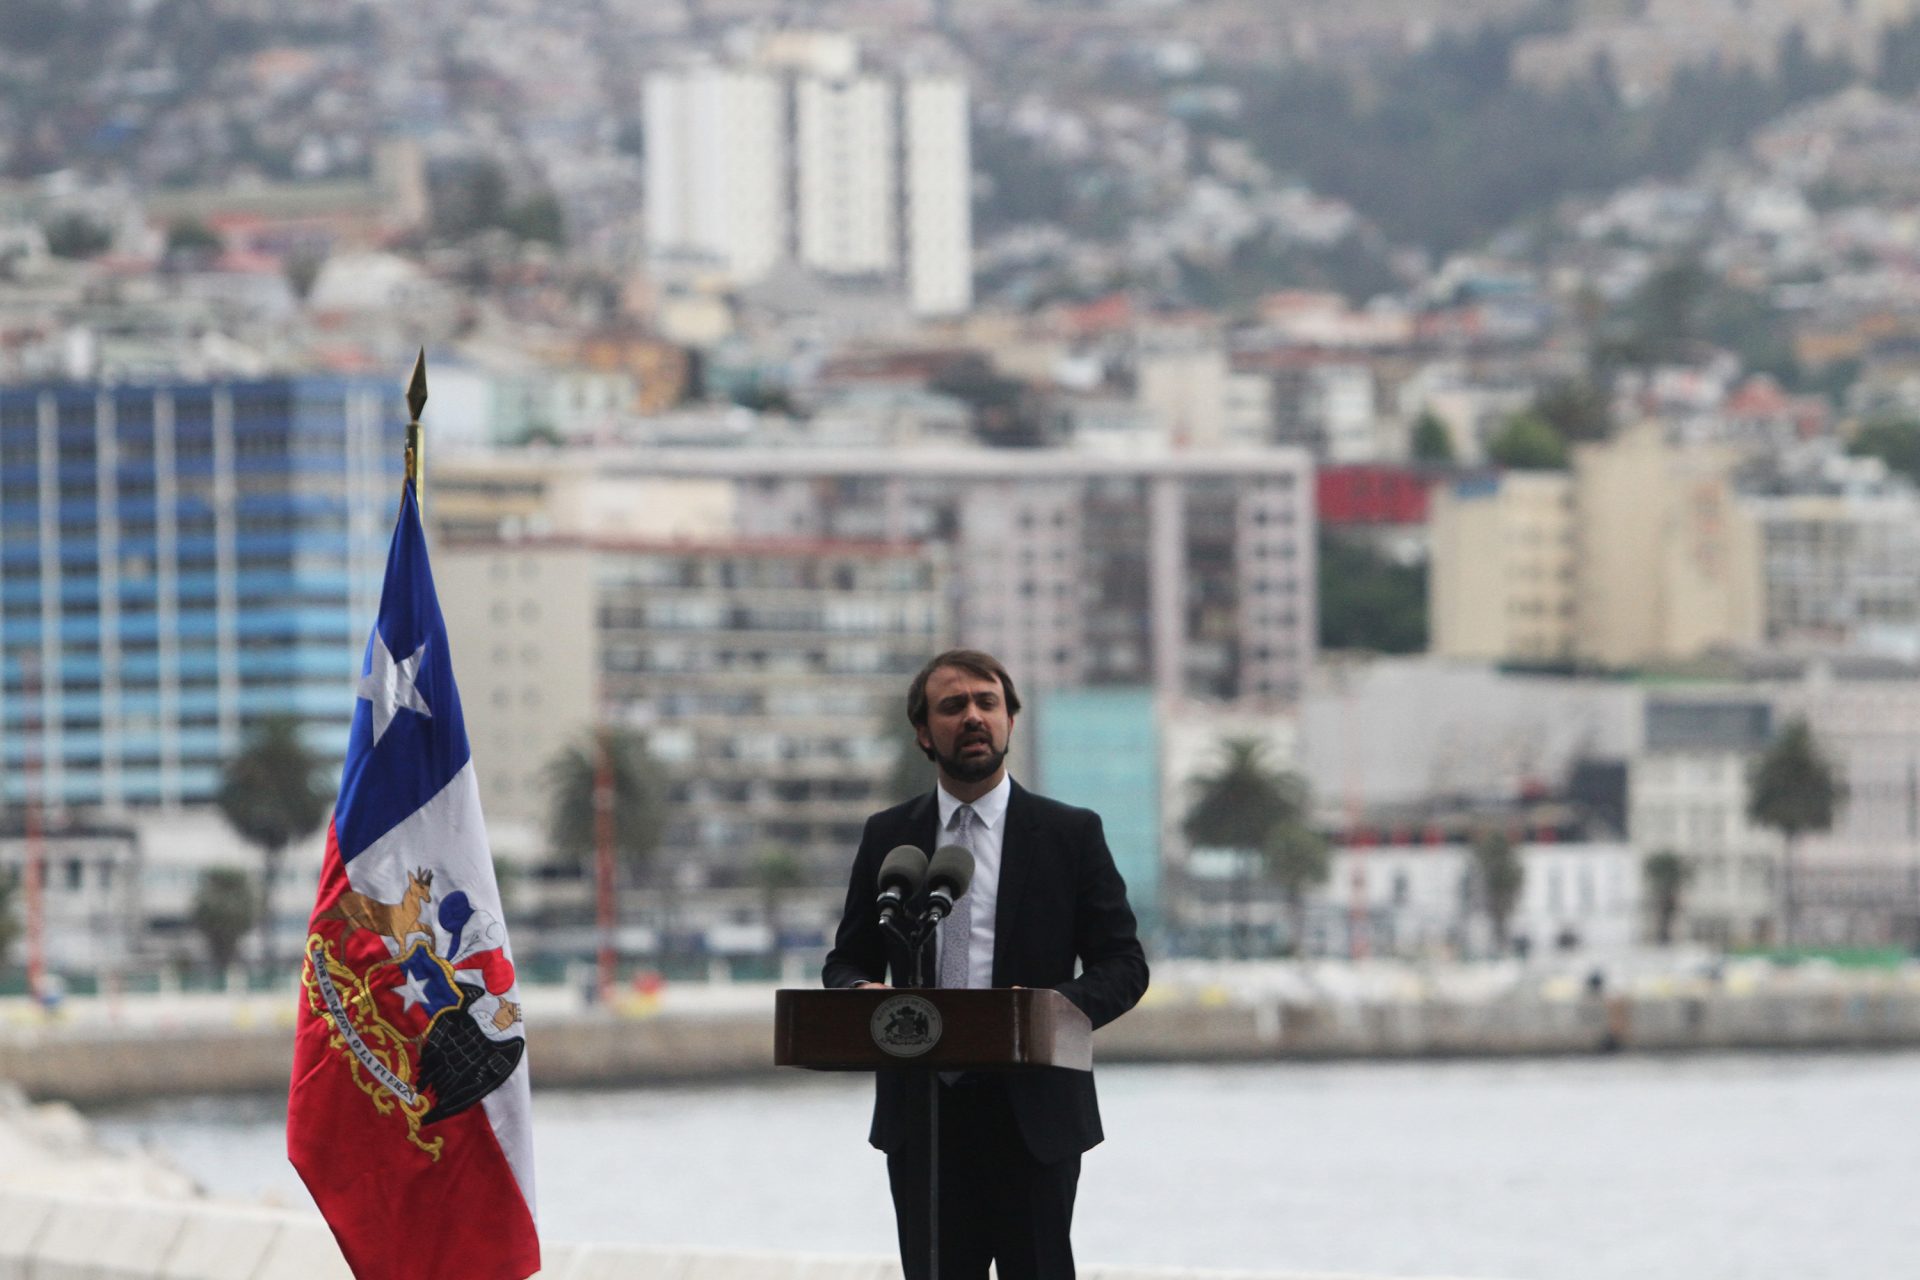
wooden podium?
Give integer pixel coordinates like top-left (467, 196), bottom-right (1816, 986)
top-left (774, 987), bottom-right (1091, 1073)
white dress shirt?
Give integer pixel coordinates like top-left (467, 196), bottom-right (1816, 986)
top-left (934, 772), bottom-right (1010, 990)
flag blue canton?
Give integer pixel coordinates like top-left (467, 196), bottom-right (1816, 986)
top-left (334, 482), bottom-right (471, 862)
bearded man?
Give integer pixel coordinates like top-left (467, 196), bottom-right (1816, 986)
top-left (822, 648), bottom-right (1150, 1280)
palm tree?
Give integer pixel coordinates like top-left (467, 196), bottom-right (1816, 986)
top-left (1470, 828), bottom-right (1526, 954)
top-left (192, 868), bottom-right (258, 977)
top-left (1748, 717), bottom-right (1844, 946)
top-left (1264, 820), bottom-right (1332, 956)
top-left (750, 848), bottom-right (805, 963)
top-left (1642, 850), bottom-right (1692, 946)
top-left (215, 715), bottom-right (332, 975)
top-left (1183, 739), bottom-right (1309, 957)
top-left (0, 867), bottom-right (19, 974)
top-left (544, 728), bottom-right (669, 874)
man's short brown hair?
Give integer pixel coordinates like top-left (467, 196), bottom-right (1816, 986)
top-left (907, 649), bottom-right (1022, 752)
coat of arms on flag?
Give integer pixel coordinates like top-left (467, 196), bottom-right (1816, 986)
top-left (288, 476), bottom-right (540, 1280)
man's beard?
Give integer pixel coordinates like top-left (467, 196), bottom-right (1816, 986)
top-left (935, 735), bottom-right (1007, 784)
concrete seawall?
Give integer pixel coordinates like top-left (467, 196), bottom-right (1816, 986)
top-left (4, 972), bottom-right (1920, 1105)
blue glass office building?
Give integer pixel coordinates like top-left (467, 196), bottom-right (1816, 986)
top-left (0, 378), bottom-right (398, 810)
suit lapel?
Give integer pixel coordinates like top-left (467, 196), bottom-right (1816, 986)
top-left (905, 789), bottom-right (938, 854)
top-left (990, 779), bottom-right (1037, 987)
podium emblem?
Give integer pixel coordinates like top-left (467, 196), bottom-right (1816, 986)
top-left (870, 994), bottom-right (943, 1057)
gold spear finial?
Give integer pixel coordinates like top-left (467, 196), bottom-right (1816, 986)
top-left (405, 347), bottom-right (427, 501)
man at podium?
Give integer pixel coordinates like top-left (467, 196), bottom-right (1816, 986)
top-left (824, 648), bottom-right (1150, 1280)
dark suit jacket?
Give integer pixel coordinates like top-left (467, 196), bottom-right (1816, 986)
top-left (822, 780), bottom-right (1150, 1165)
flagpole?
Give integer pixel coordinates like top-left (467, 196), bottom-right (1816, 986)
top-left (405, 348), bottom-right (427, 510)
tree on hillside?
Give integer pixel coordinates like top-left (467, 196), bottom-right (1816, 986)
top-left (1184, 739), bottom-right (1310, 957)
top-left (1230, 18), bottom-right (1854, 256)
top-left (1264, 820), bottom-right (1332, 957)
top-left (1531, 380), bottom-right (1612, 444)
top-left (1642, 849), bottom-right (1693, 946)
top-left (1486, 411), bottom-right (1568, 470)
top-left (1748, 717), bottom-right (1844, 946)
top-left (1848, 417), bottom-right (1920, 487)
top-left (43, 214), bottom-right (111, 259)
top-left (1411, 411), bottom-right (1456, 464)
top-left (216, 715), bottom-right (332, 975)
top-left (192, 868), bottom-right (257, 976)
top-left (1599, 258), bottom-right (1710, 372)
top-left (164, 218), bottom-right (223, 261)
top-left (502, 192), bottom-right (567, 247)
top-left (1470, 828), bottom-right (1526, 953)
top-left (1318, 531), bottom-right (1427, 654)
top-left (1878, 14), bottom-right (1920, 95)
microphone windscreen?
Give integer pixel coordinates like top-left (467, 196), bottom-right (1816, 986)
top-left (877, 844), bottom-right (929, 896)
top-left (925, 843), bottom-right (975, 900)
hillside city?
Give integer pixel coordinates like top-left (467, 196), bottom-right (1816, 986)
top-left (7, 0), bottom-right (1920, 989)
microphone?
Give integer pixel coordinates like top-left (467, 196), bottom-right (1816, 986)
top-left (922, 843), bottom-right (975, 924)
top-left (875, 845), bottom-right (928, 926)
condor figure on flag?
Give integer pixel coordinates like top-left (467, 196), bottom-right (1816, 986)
top-left (288, 355), bottom-right (539, 1280)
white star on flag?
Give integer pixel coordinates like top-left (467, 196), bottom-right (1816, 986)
top-left (396, 967), bottom-right (432, 1013)
top-left (358, 629), bottom-right (432, 745)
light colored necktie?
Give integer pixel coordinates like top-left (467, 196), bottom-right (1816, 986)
top-left (937, 804), bottom-right (976, 989)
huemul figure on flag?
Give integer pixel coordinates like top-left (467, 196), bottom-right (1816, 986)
top-left (288, 359), bottom-right (539, 1280)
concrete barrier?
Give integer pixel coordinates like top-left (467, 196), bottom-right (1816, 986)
top-left (156, 1203), bottom-right (286, 1280)
top-left (31, 1198), bottom-right (191, 1280)
top-left (0, 1189), bottom-right (1468, 1280)
top-left (0, 1189), bottom-right (57, 1280)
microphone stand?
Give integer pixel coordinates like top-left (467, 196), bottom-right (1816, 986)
top-left (879, 900), bottom-right (949, 1280)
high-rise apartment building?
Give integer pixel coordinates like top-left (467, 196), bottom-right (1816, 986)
top-left (0, 379), bottom-right (394, 813)
top-left (795, 74), bottom-right (898, 276)
top-left (902, 77), bottom-right (973, 317)
top-left (436, 535), bottom-right (950, 879)
top-left (644, 45), bottom-right (973, 315)
top-left (642, 67), bottom-right (788, 285)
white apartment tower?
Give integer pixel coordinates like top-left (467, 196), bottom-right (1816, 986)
top-left (904, 76), bottom-right (973, 317)
top-left (796, 75), bottom-right (898, 276)
top-left (642, 67), bottom-right (788, 284)
top-left (645, 47), bottom-right (973, 316)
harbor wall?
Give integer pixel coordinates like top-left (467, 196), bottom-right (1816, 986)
top-left (4, 981), bottom-right (1920, 1105)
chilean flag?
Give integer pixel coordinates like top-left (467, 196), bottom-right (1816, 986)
top-left (288, 481), bottom-right (539, 1280)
